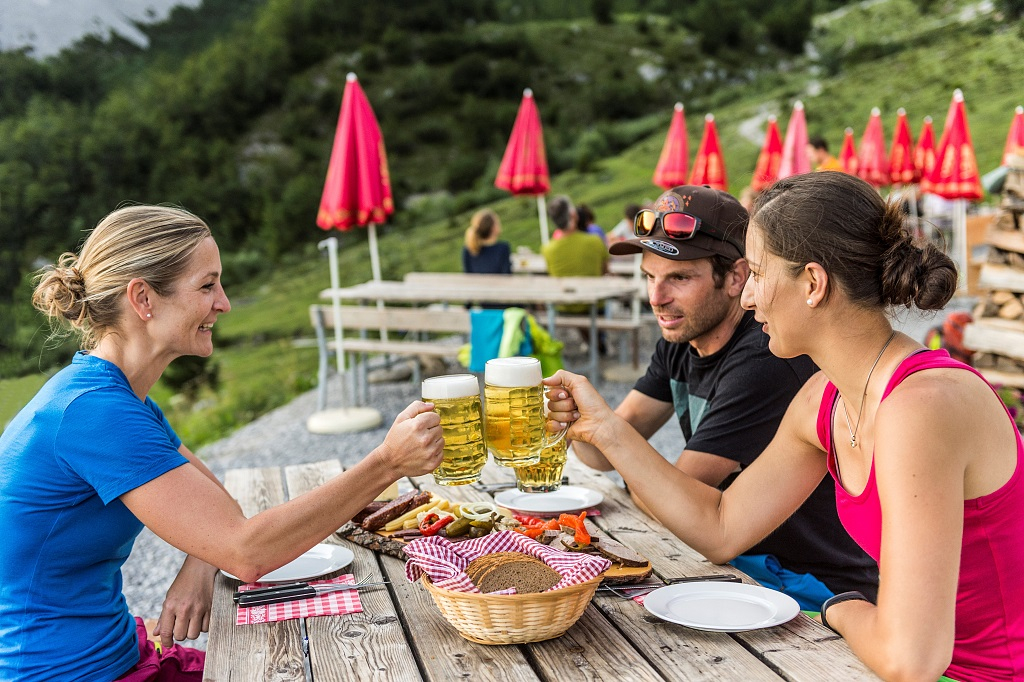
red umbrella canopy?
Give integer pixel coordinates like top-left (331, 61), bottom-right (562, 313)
top-left (1004, 105), bottom-right (1024, 166)
top-left (839, 127), bottom-right (859, 175)
top-left (317, 73), bottom-right (394, 231)
top-left (751, 116), bottom-right (783, 192)
top-left (494, 88), bottom-right (550, 196)
top-left (653, 103), bottom-right (689, 190)
top-left (926, 90), bottom-right (983, 200)
top-left (915, 116), bottom-right (937, 192)
top-left (778, 101), bottom-right (810, 178)
top-left (688, 114), bottom-right (728, 191)
top-left (857, 107), bottom-right (890, 187)
top-left (889, 108), bottom-right (917, 184)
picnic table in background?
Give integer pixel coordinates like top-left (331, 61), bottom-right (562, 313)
top-left (204, 455), bottom-right (881, 681)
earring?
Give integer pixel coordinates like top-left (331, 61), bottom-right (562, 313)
top-left (806, 299), bottom-right (813, 306)
top-left (146, 313), bottom-right (152, 318)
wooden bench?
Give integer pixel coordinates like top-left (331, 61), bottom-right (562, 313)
top-left (311, 304), bottom-right (470, 409)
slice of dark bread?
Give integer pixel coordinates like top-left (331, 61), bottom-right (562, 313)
top-left (467, 552), bottom-right (562, 594)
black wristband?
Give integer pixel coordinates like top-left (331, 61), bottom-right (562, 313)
top-left (820, 591), bottom-right (868, 633)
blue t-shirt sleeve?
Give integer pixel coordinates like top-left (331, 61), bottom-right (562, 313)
top-left (498, 242), bottom-right (512, 274)
top-left (56, 389), bottom-right (188, 504)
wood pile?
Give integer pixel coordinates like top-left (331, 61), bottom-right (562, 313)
top-left (964, 155), bottom-right (1024, 388)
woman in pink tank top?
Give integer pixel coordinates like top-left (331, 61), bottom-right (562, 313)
top-left (547, 172), bottom-right (1024, 681)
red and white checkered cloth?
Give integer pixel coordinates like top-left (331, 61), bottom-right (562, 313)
top-left (235, 574), bottom-right (363, 625)
top-left (404, 529), bottom-right (610, 594)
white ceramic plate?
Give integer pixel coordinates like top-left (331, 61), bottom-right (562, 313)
top-left (493, 485), bottom-right (603, 514)
top-left (643, 582), bottom-right (800, 632)
top-left (221, 543), bottom-right (354, 583)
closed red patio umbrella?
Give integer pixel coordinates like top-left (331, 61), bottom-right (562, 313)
top-left (915, 116), bottom-right (937, 193)
top-left (653, 103), bottom-right (689, 190)
top-left (688, 114), bottom-right (727, 191)
top-left (890, 108), bottom-right (917, 184)
top-left (927, 89), bottom-right (983, 289)
top-left (751, 115), bottom-right (783, 192)
top-left (839, 127), bottom-right (858, 175)
top-left (1004, 106), bottom-right (1024, 166)
top-left (495, 88), bottom-right (552, 246)
top-left (857, 107), bottom-right (889, 187)
top-left (778, 101), bottom-right (810, 178)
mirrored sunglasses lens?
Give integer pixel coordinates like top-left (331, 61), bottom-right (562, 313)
top-left (662, 212), bottom-right (698, 238)
top-left (634, 210), bottom-right (658, 236)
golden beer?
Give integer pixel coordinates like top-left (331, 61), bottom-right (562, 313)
top-left (515, 438), bottom-right (568, 492)
top-left (422, 374), bottom-right (486, 486)
top-left (483, 357), bottom-right (566, 468)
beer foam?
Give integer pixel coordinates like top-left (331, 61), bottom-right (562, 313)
top-left (421, 374), bottom-right (480, 400)
top-left (484, 356), bottom-right (543, 387)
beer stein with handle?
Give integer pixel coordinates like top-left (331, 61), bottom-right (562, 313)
top-left (483, 357), bottom-right (567, 468)
top-left (421, 374), bottom-right (487, 485)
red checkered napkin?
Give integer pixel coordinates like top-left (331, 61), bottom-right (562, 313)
top-left (235, 574), bottom-right (363, 625)
top-left (404, 529), bottom-right (611, 594)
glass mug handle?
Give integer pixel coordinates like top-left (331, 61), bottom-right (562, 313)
top-left (541, 384), bottom-right (569, 448)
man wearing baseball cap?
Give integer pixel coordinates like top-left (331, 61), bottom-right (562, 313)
top-left (572, 185), bottom-right (878, 609)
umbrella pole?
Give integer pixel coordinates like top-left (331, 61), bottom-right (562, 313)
top-left (367, 223), bottom-right (389, 341)
top-left (537, 195), bottom-right (550, 247)
top-left (955, 199), bottom-right (968, 293)
top-left (307, 237), bottom-right (382, 434)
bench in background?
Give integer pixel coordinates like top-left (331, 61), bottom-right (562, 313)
top-left (310, 304), bottom-right (470, 409)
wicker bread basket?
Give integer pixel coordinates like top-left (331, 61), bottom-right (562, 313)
top-left (421, 574), bottom-right (603, 645)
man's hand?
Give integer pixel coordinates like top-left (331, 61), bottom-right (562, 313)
top-left (155, 555), bottom-right (218, 651)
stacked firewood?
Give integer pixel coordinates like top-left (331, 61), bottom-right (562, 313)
top-left (964, 155), bottom-right (1024, 387)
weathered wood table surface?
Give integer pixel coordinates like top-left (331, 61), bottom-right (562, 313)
top-left (204, 455), bottom-right (880, 681)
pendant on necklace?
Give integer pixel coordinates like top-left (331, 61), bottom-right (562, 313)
top-left (850, 436), bottom-right (857, 448)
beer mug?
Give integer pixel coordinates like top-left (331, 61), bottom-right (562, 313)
top-left (514, 438), bottom-right (568, 493)
top-left (484, 357), bottom-right (567, 468)
top-left (421, 374), bottom-right (487, 486)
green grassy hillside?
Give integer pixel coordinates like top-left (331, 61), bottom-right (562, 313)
top-left (3, 0), bottom-right (1021, 442)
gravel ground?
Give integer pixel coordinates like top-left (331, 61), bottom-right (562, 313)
top-left (120, 299), bottom-right (972, 649)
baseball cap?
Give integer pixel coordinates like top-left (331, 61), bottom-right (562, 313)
top-left (608, 185), bottom-right (748, 261)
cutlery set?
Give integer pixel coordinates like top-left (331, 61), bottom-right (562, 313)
top-left (233, 576), bottom-right (390, 607)
top-left (472, 476), bottom-right (569, 494)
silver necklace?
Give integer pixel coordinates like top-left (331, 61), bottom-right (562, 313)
top-left (840, 330), bottom-right (897, 449)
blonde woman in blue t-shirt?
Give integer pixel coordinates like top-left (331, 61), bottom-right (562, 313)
top-left (0, 205), bottom-right (444, 681)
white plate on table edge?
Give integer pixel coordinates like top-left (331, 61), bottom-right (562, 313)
top-left (221, 543), bottom-right (354, 583)
top-left (493, 485), bottom-right (603, 514)
top-left (643, 582), bottom-right (800, 632)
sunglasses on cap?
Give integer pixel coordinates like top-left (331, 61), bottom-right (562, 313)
top-left (633, 209), bottom-right (710, 240)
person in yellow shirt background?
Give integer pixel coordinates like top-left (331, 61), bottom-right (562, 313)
top-left (807, 136), bottom-right (844, 172)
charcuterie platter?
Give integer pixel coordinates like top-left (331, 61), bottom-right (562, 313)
top-left (336, 490), bottom-right (652, 584)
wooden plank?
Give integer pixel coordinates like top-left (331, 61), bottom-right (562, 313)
top-left (736, 618), bottom-right (880, 681)
top-left (983, 228), bottom-right (1024, 256)
top-left (978, 263), bottom-right (1024, 293)
top-left (312, 304), bottom-right (470, 334)
top-left (205, 468), bottom-right (304, 682)
top-left (380, 555), bottom-right (539, 682)
top-left (283, 460), bottom-right (424, 682)
top-left (336, 340), bottom-right (463, 357)
top-left (964, 320), bottom-right (1024, 361)
top-left (525, 606), bottom-right (667, 682)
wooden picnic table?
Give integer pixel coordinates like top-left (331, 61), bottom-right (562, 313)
top-left (320, 276), bottom-right (643, 383)
top-left (204, 455), bottom-right (880, 681)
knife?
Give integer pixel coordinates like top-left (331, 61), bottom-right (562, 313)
top-left (596, 574), bottom-right (742, 593)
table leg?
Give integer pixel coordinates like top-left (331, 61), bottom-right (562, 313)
top-left (590, 303), bottom-right (600, 385)
top-left (546, 303), bottom-right (556, 336)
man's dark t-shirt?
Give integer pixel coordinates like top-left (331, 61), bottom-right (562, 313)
top-left (634, 310), bottom-right (879, 599)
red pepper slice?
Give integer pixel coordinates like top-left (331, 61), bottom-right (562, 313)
top-left (574, 511), bottom-right (590, 546)
top-left (419, 514), bottom-right (454, 536)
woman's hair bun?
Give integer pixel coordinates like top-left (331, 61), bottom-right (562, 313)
top-left (879, 202), bottom-right (957, 310)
